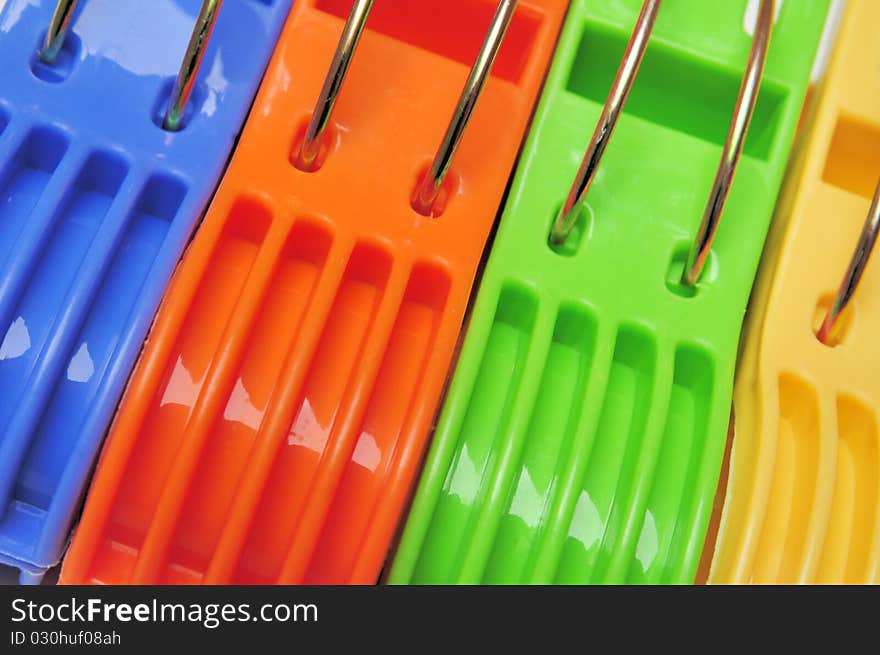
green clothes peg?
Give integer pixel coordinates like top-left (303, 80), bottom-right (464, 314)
top-left (389, 0), bottom-right (830, 584)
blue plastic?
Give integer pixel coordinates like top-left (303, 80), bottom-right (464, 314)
top-left (0, 0), bottom-right (293, 584)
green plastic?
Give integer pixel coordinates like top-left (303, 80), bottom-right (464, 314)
top-left (388, 0), bottom-right (830, 584)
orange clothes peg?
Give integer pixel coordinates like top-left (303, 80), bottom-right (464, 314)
top-left (61, 0), bottom-right (568, 585)
top-left (709, 0), bottom-right (880, 584)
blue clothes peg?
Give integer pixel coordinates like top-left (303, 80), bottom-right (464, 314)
top-left (0, 0), bottom-right (292, 584)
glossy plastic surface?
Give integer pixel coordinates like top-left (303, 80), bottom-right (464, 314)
top-left (389, 0), bottom-right (830, 585)
top-left (709, 0), bottom-right (880, 584)
top-left (0, 0), bottom-right (292, 584)
top-left (59, 0), bottom-right (568, 585)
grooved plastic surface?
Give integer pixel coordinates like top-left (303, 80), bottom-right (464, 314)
top-left (0, 0), bottom-right (292, 585)
top-left (59, 0), bottom-right (569, 585)
top-left (388, 0), bottom-right (830, 585)
top-left (709, 0), bottom-right (880, 584)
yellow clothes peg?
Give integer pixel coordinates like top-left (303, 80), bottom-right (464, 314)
top-left (709, 0), bottom-right (880, 584)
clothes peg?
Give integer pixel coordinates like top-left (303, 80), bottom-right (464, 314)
top-left (59, 0), bottom-right (568, 585)
top-left (709, 0), bottom-right (880, 584)
top-left (0, 0), bottom-right (292, 585)
top-left (388, 0), bottom-right (830, 585)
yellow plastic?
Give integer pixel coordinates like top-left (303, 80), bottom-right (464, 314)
top-left (709, 0), bottom-right (880, 584)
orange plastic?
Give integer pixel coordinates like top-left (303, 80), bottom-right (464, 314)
top-left (60, 0), bottom-right (568, 585)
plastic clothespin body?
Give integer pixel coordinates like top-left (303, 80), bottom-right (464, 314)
top-left (0, 0), bottom-right (292, 585)
top-left (60, 0), bottom-right (569, 585)
top-left (388, 0), bottom-right (830, 585)
top-left (709, 0), bottom-right (880, 584)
